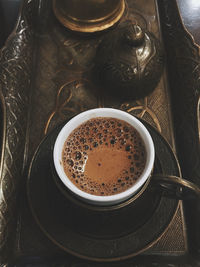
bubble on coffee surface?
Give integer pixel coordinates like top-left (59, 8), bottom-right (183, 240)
top-left (62, 118), bottom-right (146, 196)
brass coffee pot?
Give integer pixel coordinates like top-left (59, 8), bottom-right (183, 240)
top-left (53, 0), bottom-right (125, 32)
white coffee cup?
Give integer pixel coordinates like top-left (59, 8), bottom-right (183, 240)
top-left (53, 108), bottom-right (155, 206)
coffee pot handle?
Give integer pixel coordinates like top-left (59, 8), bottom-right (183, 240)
top-left (152, 175), bottom-right (200, 200)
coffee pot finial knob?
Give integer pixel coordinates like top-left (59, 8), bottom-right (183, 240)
top-left (124, 24), bottom-right (145, 47)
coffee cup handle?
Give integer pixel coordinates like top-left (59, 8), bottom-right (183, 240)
top-left (151, 174), bottom-right (200, 200)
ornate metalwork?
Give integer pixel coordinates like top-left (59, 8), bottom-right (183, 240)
top-left (94, 21), bottom-right (164, 100)
top-left (0, 0), bottom-right (37, 265)
top-left (1, 0), bottom-right (200, 265)
top-left (23, 0), bottom-right (186, 262)
top-left (159, 0), bottom-right (200, 184)
top-left (123, 97), bottom-right (162, 132)
top-left (158, 0), bottom-right (200, 258)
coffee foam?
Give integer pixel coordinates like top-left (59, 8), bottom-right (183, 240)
top-left (62, 118), bottom-right (146, 196)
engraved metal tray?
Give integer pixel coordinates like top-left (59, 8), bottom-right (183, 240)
top-left (0, 0), bottom-right (199, 266)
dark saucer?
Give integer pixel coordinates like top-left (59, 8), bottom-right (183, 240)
top-left (27, 120), bottom-right (180, 262)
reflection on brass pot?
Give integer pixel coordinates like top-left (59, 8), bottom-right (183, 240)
top-left (94, 21), bottom-right (165, 100)
top-left (53, 0), bottom-right (125, 33)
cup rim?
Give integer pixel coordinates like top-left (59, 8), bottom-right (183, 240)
top-left (53, 108), bottom-right (155, 205)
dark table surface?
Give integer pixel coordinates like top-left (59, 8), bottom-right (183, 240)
top-left (177, 0), bottom-right (200, 45)
top-left (0, 0), bottom-right (22, 47)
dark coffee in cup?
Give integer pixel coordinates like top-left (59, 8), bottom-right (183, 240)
top-left (62, 118), bottom-right (146, 196)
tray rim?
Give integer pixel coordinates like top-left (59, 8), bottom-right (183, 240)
top-left (0, 0), bottom-right (199, 265)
